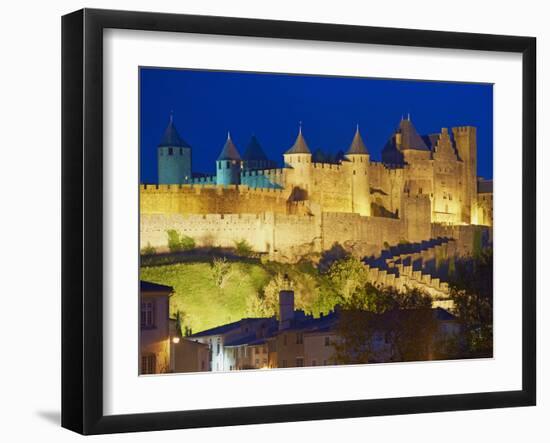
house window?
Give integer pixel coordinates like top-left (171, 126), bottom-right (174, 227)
top-left (168, 147), bottom-right (173, 155)
top-left (282, 359), bottom-right (287, 368)
top-left (296, 333), bottom-right (303, 344)
top-left (179, 148), bottom-right (183, 155)
top-left (296, 357), bottom-right (304, 367)
top-left (140, 301), bottom-right (155, 328)
top-left (418, 187), bottom-right (423, 195)
top-left (255, 359), bottom-right (259, 366)
top-left (324, 336), bottom-right (330, 346)
top-left (141, 354), bottom-right (156, 374)
top-left (311, 360), bottom-right (317, 366)
top-left (217, 339), bottom-right (221, 355)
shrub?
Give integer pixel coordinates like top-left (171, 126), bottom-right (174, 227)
top-left (180, 235), bottom-right (196, 251)
top-left (166, 230), bottom-right (196, 252)
top-left (141, 243), bottom-right (156, 255)
top-left (234, 239), bottom-right (253, 257)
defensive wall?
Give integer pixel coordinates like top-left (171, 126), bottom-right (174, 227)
top-left (140, 209), bottom-right (431, 263)
top-left (140, 184), bottom-right (291, 215)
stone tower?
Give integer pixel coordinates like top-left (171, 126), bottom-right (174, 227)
top-left (283, 124), bottom-right (312, 196)
top-left (345, 125), bottom-right (371, 216)
top-left (452, 126), bottom-right (477, 224)
top-left (157, 113), bottom-right (192, 184)
top-left (216, 132), bottom-right (242, 186)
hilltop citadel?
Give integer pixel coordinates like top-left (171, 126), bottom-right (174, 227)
top-left (141, 115), bottom-right (492, 267)
top-left (139, 114), bottom-right (494, 373)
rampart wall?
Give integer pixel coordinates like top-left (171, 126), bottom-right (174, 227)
top-left (141, 213), bottom-right (275, 253)
top-left (140, 184), bottom-right (291, 215)
top-left (308, 164), bottom-right (353, 213)
top-left (431, 223), bottom-right (492, 256)
top-left (141, 209), bottom-right (410, 261)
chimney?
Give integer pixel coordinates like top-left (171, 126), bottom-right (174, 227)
top-left (278, 289), bottom-right (295, 331)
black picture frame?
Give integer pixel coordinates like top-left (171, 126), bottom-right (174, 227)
top-left (62, 8), bottom-right (536, 435)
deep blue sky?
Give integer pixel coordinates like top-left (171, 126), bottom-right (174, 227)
top-left (140, 68), bottom-right (493, 183)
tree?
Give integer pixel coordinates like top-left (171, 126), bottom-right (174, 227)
top-left (327, 257), bottom-right (369, 303)
top-left (332, 309), bottom-right (378, 364)
top-left (385, 307), bottom-right (439, 362)
top-left (210, 257), bottom-right (233, 289)
top-left (333, 286), bottom-right (440, 364)
top-left (449, 248), bottom-right (493, 357)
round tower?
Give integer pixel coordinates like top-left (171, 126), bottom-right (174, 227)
top-left (345, 125), bottom-right (371, 216)
top-left (157, 113), bottom-right (192, 184)
top-left (216, 132), bottom-right (242, 186)
top-left (283, 123), bottom-right (312, 194)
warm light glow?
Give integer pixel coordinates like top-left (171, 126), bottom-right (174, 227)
top-left (172, 337), bottom-right (180, 344)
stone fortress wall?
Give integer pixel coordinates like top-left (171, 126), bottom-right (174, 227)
top-left (143, 120), bottom-right (492, 264)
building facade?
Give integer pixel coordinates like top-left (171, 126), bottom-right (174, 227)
top-left (139, 280), bottom-right (173, 374)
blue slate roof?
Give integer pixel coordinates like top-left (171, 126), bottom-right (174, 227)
top-left (285, 127), bottom-right (311, 154)
top-left (158, 116), bottom-right (191, 148)
top-left (396, 118), bottom-right (430, 151)
top-left (191, 318), bottom-right (270, 337)
top-left (224, 334), bottom-right (265, 347)
top-left (478, 179), bottom-right (493, 193)
top-left (217, 133), bottom-right (242, 161)
top-left (140, 280), bottom-right (173, 293)
top-left (383, 117), bottom-right (430, 155)
top-left (347, 126), bottom-right (369, 155)
top-left (243, 135), bottom-right (269, 161)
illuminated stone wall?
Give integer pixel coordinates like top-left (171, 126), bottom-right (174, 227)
top-left (140, 184), bottom-right (291, 215)
top-left (140, 125), bottom-right (490, 262)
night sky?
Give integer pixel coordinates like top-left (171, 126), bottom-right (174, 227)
top-left (140, 68), bottom-right (493, 183)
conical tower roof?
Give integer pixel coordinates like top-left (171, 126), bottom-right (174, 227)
top-left (347, 125), bottom-right (369, 155)
top-left (158, 114), bottom-right (191, 148)
top-left (217, 132), bottom-right (241, 161)
top-left (285, 124), bottom-right (311, 155)
top-left (243, 135), bottom-right (268, 161)
top-left (394, 115), bottom-right (429, 151)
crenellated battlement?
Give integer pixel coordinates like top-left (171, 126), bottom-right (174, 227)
top-left (312, 162), bottom-right (343, 171)
top-left (140, 183), bottom-right (288, 196)
top-left (241, 167), bottom-right (286, 177)
top-left (452, 126), bottom-right (476, 134)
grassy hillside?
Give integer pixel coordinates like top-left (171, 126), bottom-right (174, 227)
top-left (140, 261), bottom-right (266, 333)
top-left (140, 258), bottom-right (338, 334)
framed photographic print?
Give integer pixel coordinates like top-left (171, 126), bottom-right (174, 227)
top-left (61, 8), bottom-right (536, 435)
